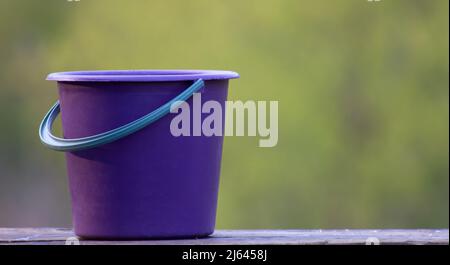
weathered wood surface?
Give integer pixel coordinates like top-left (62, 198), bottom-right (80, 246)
top-left (0, 228), bottom-right (448, 245)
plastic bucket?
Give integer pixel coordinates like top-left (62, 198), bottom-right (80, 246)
top-left (39, 70), bottom-right (239, 239)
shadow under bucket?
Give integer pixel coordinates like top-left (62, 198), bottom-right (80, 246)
top-left (39, 70), bottom-right (239, 239)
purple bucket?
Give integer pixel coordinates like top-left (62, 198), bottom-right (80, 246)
top-left (40, 70), bottom-right (239, 239)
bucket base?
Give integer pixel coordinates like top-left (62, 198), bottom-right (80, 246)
top-left (75, 230), bottom-right (214, 241)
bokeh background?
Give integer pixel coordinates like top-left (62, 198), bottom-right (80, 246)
top-left (0, 0), bottom-right (448, 228)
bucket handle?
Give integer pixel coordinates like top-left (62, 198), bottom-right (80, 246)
top-left (39, 79), bottom-right (205, 152)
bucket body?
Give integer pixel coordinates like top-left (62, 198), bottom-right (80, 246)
top-left (47, 70), bottom-right (238, 239)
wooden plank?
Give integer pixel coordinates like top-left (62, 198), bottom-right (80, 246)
top-left (0, 228), bottom-right (447, 245)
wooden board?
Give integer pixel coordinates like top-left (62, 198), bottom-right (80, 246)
top-left (0, 228), bottom-right (447, 245)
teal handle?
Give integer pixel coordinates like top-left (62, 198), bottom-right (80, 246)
top-left (39, 79), bottom-right (204, 152)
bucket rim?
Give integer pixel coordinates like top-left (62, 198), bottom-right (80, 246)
top-left (47, 70), bottom-right (239, 82)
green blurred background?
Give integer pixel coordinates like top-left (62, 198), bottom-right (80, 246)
top-left (0, 0), bottom-right (448, 228)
